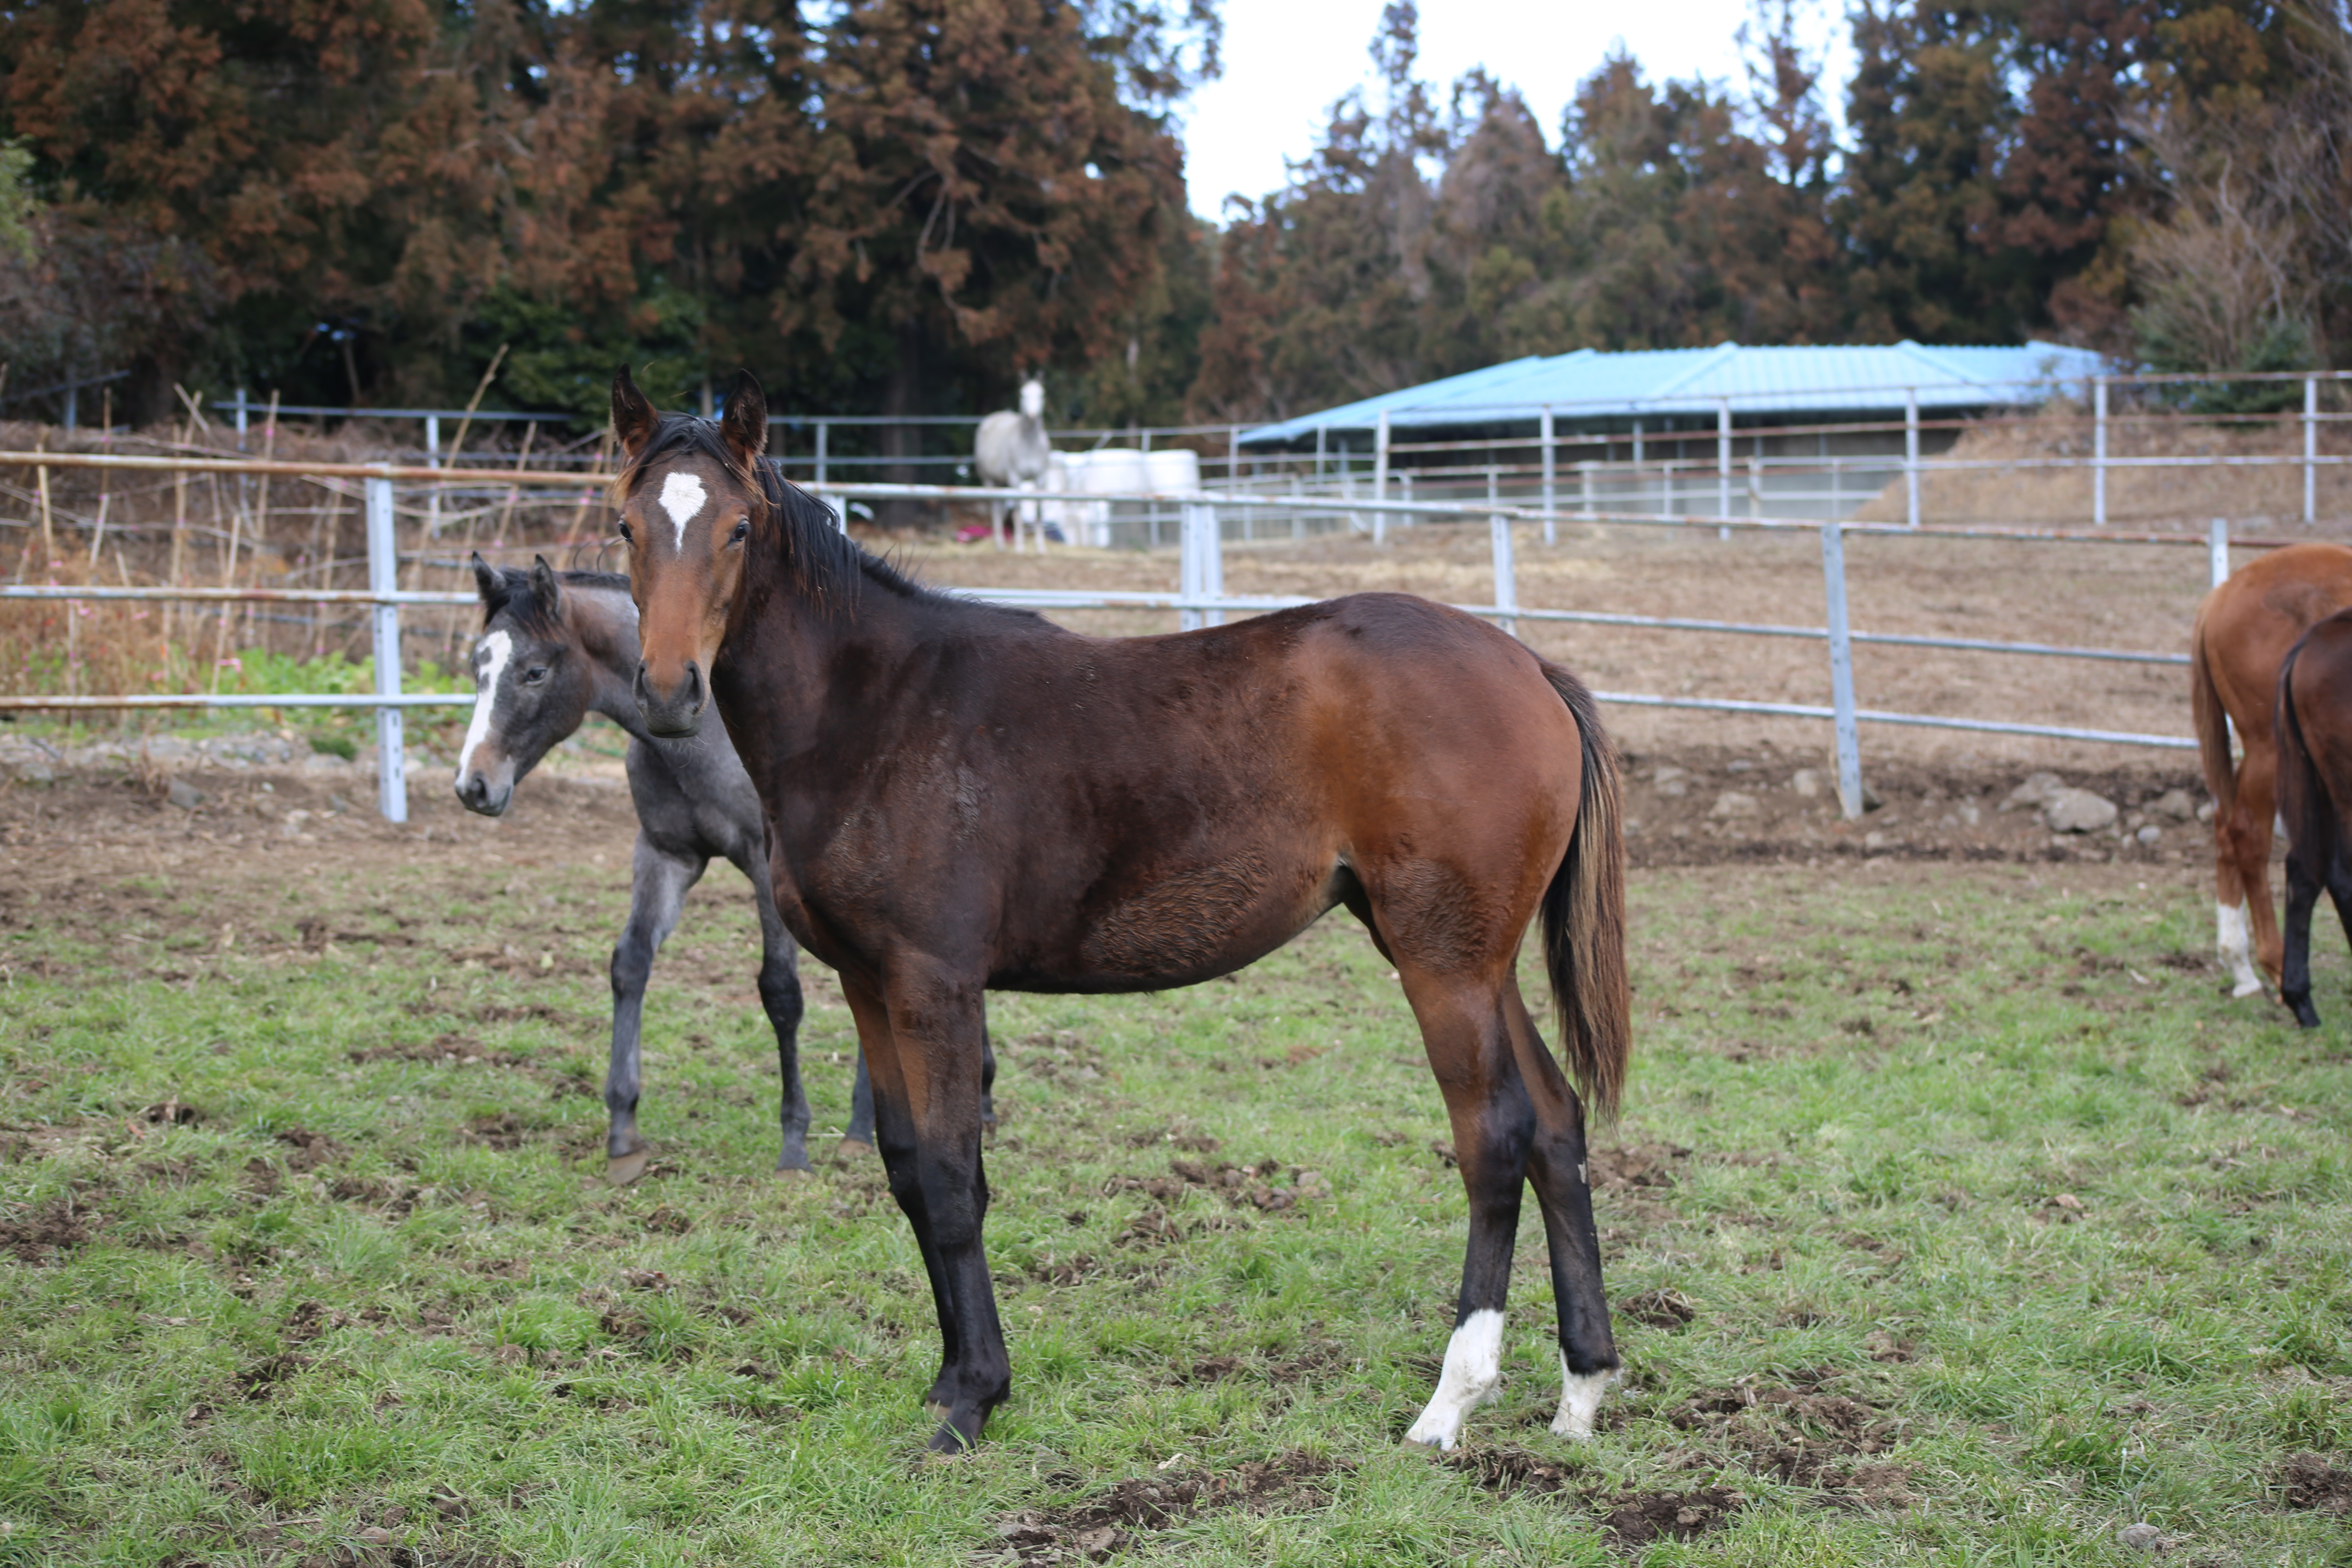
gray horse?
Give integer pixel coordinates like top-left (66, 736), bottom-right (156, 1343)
top-left (450, 555), bottom-right (992, 1182)
top-left (973, 378), bottom-right (1052, 546)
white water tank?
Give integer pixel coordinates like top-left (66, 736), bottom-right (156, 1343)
top-left (1076, 448), bottom-right (1148, 548)
top-left (1143, 448), bottom-right (1202, 496)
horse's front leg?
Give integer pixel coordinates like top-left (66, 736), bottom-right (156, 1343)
top-left (844, 965), bottom-right (1007, 1451)
top-left (606, 839), bottom-right (704, 1185)
top-left (747, 872), bottom-right (811, 1170)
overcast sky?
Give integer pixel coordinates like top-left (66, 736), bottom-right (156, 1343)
top-left (1177, 0), bottom-right (1854, 220)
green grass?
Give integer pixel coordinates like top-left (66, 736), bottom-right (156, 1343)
top-left (2, 856), bottom-right (2349, 1565)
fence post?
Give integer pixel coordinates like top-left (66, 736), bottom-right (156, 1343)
top-left (1540, 406), bottom-right (1557, 546)
top-left (1904, 387), bottom-right (1920, 528)
top-left (2092, 377), bottom-right (2107, 527)
top-left (814, 421), bottom-right (828, 487)
top-left (2210, 517), bottom-right (2230, 588)
top-left (2305, 376), bottom-right (2319, 524)
top-left (1373, 410), bottom-right (1390, 546)
top-left (366, 468), bottom-right (408, 824)
top-left (1179, 501), bottom-right (1223, 630)
top-left (1490, 510), bottom-right (1517, 639)
top-left (1820, 517), bottom-right (1864, 820)
top-left (1717, 397), bottom-right (1732, 539)
top-left (424, 414), bottom-right (441, 541)
top-left (1228, 424), bottom-right (1240, 486)
top-left (234, 389), bottom-right (249, 453)
top-left (1579, 459), bottom-right (1592, 519)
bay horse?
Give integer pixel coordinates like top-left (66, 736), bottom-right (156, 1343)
top-left (449, 556), bottom-right (996, 1181)
top-left (2271, 607), bottom-right (2352, 1029)
top-left (611, 367), bottom-right (1631, 1454)
top-left (2191, 542), bottom-right (2352, 997)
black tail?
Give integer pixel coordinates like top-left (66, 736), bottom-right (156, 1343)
top-left (1538, 662), bottom-right (1631, 1123)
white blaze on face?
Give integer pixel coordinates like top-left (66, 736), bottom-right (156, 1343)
top-left (456, 628), bottom-right (513, 783)
top-left (1552, 1359), bottom-right (1613, 1440)
top-left (1404, 1307), bottom-right (1505, 1451)
top-left (659, 470), bottom-right (708, 552)
top-left (2218, 900), bottom-right (2264, 997)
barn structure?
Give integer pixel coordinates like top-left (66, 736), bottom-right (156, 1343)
top-left (1236, 339), bottom-right (2110, 521)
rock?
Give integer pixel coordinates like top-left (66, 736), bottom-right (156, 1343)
top-left (166, 778), bottom-right (206, 811)
top-left (1294, 1169), bottom-right (1330, 1197)
top-left (2044, 788), bottom-right (2119, 834)
top-left (1863, 831), bottom-right (1891, 851)
top-left (1958, 801), bottom-right (1982, 826)
top-left (2002, 771), bottom-right (2065, 812)
top-left (2136, 824), bottom-right (2162, 846)
top-left (301, 753), bottom-right (354, 775)
top-left (1709, 791), bottom-right (1760, 819)
top-left (2198, 800), bottom-right (2216, 824)
top-left (1789, 768), bottom-right (1822, 798)
top-left (1651, 765), bottom-right (1689, 798)
top-left (2151, 788), bottom-right (2197, 822)
top-left (2116, 1522), bottom-right (2164, 1551)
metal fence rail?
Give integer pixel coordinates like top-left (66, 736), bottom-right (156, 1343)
top-left (0, 454), bottom-right (2225, 825)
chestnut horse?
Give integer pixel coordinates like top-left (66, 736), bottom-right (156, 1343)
top-left (2191, 542), bottom-right (2352, 996)
top-left (611, 369), bottom-right (1632, 1454)
top-left (2272, 608), bottom-right (2352, 1029)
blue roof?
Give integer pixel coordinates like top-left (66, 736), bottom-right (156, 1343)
top-left (1240, 340), bottom-right (2113, 444)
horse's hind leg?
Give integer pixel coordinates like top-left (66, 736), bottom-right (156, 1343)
top-left (1501, 982), bottom-right (1618, 1437)
top-left (2282, 851), bottom-right (2323, 1028)
top-left (746, 871), bottom-right (811, 1172)
top-left (606, 837), bottom-right (704, 1185)
top-left (2217, 750), bottom-right (2279, 995)
top-left (1397, 973), bottom-right (1535, 1451)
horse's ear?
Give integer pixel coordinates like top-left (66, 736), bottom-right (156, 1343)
top-left (612, 365), bottom-right (659, 461)
top-left (471, 551), bottom-right (502, 608)
top-left (720, 369), bottom-right (768, 469)
top-left (529, 555), bottom-right (561, 615)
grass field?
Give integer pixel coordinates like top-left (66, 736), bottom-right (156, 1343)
top-left (2, 846), bottom-right (2349, 1566)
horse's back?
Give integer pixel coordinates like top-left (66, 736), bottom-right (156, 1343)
top-left (2199, 543), bottom-right (2352, 741)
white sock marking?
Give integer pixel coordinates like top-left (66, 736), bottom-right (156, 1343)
top-left (1551, 1356), bottom-right (1612, 1440)
top-left (1405, 1308), bottom-right (1504, 1451)
top-left (2217, 900), bottom-right (2264, 997)
top-left (659, 470), bottom-right (708, 552)
top-left (456, 629), bottom-right (512, 783)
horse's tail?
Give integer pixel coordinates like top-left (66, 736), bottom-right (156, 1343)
top-left (2190, 601), bottom-right (2238, 822)
top-left (1538, 661), bottom-right (1631, 1124)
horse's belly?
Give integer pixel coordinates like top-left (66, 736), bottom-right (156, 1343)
top-left (1005, 849), bottom-right (1338, 992)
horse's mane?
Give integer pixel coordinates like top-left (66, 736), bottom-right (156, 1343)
top-left (478, 566), bottom-right (630, 635)
top-left (609, 412), bottom-right (1010, 619)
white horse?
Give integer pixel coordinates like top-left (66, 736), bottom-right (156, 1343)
top-left (973, 379), bottom-right (1052, 549)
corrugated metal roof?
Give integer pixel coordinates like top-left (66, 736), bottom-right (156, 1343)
top-left (1241, 339), bottom-right (2111, 444)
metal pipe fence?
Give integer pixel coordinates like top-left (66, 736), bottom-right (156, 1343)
top-left (1, 452), bottom-right (2230, 826)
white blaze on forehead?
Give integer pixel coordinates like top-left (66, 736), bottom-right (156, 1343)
top-left (1404, 1308), bottom-right (1505, 1451)
top-left (455, 629), bottom-right (513, 782)
top-left (658, 470), bottom-right (708, 552)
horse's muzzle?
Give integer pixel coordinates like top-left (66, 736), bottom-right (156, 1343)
top-left (635, 659), bottom-right (707, 737)
top-left (453, 766), bottom-right (512, 817)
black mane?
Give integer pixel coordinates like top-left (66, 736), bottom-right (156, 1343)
top-left (479, 566), bottom-right (630, 635)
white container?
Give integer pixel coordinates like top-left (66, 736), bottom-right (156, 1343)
top-left (1076, 448), bottom-right (1148, 548)
top-left (1143, 448), bottom-right (1202, 496)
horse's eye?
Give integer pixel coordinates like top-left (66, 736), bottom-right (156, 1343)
top-left (523, 667), bottom-right (549, 686)
top-left (617, 520), bottom-right (634, 543)
top-left (730, 518), bottom-right (749, 543)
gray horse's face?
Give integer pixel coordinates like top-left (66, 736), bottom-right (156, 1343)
top-left (454, 561), bottom-right (596, 816)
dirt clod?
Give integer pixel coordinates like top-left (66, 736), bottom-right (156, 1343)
top-left (2282, 1452), bottom-right (2352, 1514)
top-left (1598, 1485), bottom-right (1746, 1544)
top-left (994, 1452), bottom-right (1344, 1564)
top-left (1617, 1287), bottom-right (1697, 1329)
top-left (0, 1198), bottom-right (92, 1263)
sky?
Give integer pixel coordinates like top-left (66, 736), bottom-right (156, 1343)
top-left (1177, 0), bottom-right (1853, 220)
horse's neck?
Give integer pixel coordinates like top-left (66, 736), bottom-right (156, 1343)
top-left (566, 587), bottom-right (658, 743)
top-left (721, 565), bottom-right (961, 777)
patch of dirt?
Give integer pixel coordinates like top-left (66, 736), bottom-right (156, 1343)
top-left (1595, 1485), bottom-right (1748, 1545)
top-left (1104, 1155), bottom-right (1304, 1213)
top-left (1617, 1287), bottom-right (1697, 1329)
top-left (0, 1197), bottom-right (93, 1263)
top-left (2281, 1452), bottom-right (2352, 1514)
top-left (349, 1035), bottom-right (530, 1069)
top-left (1589, 1143), bottom-right (1689, 1191)
top-left (991, 1452), bottom-right (1345, 1564)
top-left (1446, 1443), bottom-right (1584, 1495)
top-left (274, 1129), bottom-right (345, 1172)
top-left (1663, 1372), bottom-right (1908, 1499)
top-left (236, 1352), bottom-right (312, 1399)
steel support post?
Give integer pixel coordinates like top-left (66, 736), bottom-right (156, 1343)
top-left (234, 389), bottom-right (249, 452)
top-left (814, 421), bottom-right (828, 487)
top-left (1179, 501), bottom-right (1223, 630)
top-left (1540, 406), bottom-right (1557, 546)
top-left (1717, 398), bottom-right (1733, 539)
top-left (2211, 517), bottom-right (2230, 588)
top-left (1373, 410), bottom-right (1390, 546)
top-left (1821, 517), bottom-right (1864, 820)
top-left (2093, 378), bottom-right (2107, 527)
top-left (2305, 377), bottom-right (2319, 523)
top-left (1904, 388), bottom-right (1920, 528)
top-left (1490, 511), bottom-right (1517, 639)
top-left (366, 470), bottom-right (407, 823)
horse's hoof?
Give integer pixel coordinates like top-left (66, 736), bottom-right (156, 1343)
top-left (605, 1150), bottom-right (652, 1187)
top-left (837, 1138), bottom-right (876, 1163)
